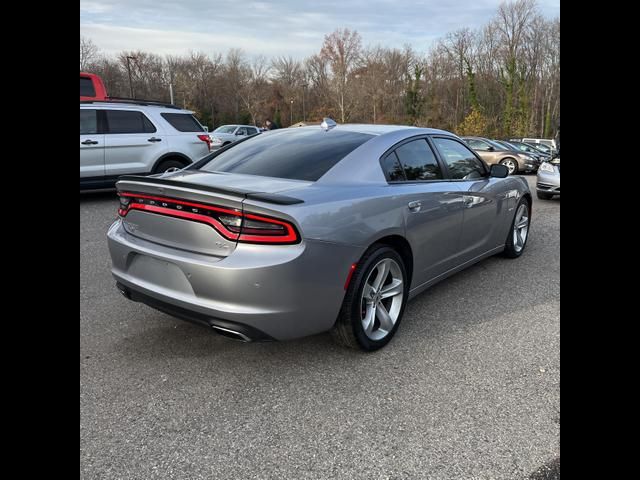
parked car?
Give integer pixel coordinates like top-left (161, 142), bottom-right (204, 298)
top-left (80, 99), bottom-right (212, 189)
top-left (502, 140), bottom-right (550, 162)
top-left (511, 138), bottom-right (556, 155)
top-left (536, 155), bottom-right (560, 200)
top-left (80, 72), bottom-right (108, 101)
top-left (209, 125), bottom-right (261, 149)
top-left (461, 136), bottom-right (538, 174)
top-left (108, 122), bottom-right (532, 351)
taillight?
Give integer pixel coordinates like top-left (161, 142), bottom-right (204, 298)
top-left (197, 134), bottom-right (212, 151)
top-left (117, 192), bottom-right (300, 244)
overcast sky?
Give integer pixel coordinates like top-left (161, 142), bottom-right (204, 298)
top-left (81, 0), bottom-right (560, 58)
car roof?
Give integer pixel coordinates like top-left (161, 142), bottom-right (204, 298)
top-left (293, 123), bottom-right (453, 137)
top-left (80, 101), bottom-right (194, 114)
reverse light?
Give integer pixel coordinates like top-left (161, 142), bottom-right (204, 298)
top-left (117, 192), bottom-right (300, 244)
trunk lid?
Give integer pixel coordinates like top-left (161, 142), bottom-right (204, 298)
top-left (116, 171), bottom-right (309, 257)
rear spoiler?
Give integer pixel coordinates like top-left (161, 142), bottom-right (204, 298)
top-left (116, 175), bottom-right (304, 205)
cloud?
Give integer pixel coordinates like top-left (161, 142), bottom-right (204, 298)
top-left (80, 0), bottom-right (560, 58)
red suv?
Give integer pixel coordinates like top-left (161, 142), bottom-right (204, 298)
top-left (80, 73), bottom-right (108, 101)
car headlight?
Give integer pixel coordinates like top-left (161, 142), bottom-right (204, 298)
top-left (539, 162), bottom-right (555, 173)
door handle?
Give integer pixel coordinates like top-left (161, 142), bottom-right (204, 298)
top-left (81, 139), bottom-right (98, 145)
top-left (407, 201), bottom-right (422, 212)
top-left (147, 137), bottom-right (162, 143)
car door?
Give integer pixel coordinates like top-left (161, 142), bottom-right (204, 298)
top-left (80, 108), bottom-right (105, 178)
top-left (431, 136), bottom-right (511, 263)
top-left (104, 109), bottom-right (167, 176)
top-left (382, 137), bottom-right (466, 286)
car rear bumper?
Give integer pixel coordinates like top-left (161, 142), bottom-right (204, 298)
top-left (107, 219), bottom-right (360, 340)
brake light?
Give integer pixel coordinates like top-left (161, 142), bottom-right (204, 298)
top-left (117, 192), bottom-right (300, 244)
top-left (197, 134), bottom-right (212, 151)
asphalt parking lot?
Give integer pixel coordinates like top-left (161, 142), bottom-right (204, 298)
top-left (80, 175), bottom-right (559, 480)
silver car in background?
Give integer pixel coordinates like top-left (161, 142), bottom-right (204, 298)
top-left (210, 124), bottom-right (260, 149)
top-left (108, 122), bottom-right (532, 351)
top-left (536, 156), bottom-right (560, 199)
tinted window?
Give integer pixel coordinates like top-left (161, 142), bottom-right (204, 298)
top-left (214, 125), bottom-right (237, 134)
top-left (80, 77), bottom-right (96, 97)
top-left (80, 109), bottom-right (98, 135)
top-left (200, 128), bottom-right (373, 181)
top-left (161, 113), bottom-right (205, 132)
top-left (433, 137), bottom-right (486, 180)
top-left (466, 138), bottom-right (490, 150)
top-left (106, 110), bottom-right (156, 134)
top-left (394, 139), bottom-right (442, 180)
top-left (381, 152), bottom-right (407, 181)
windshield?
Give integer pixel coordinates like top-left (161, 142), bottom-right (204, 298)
top-left (487, 139), bottom-right (510, 150)
top-left (214, 125), bottom-right (237, 134)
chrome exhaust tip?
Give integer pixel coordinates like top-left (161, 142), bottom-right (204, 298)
top-left (211, 325), bottom-right (252, 342)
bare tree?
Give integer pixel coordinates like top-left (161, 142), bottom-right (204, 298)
top-left (80, 36), bottom-right (99, 71)
top-left (320, 28), bottom-right (362, 122)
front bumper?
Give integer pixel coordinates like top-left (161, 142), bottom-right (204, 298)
top-left (107, 219), bottom-right (360, 341)
top-left (536, 170), bottom-right (560, 194)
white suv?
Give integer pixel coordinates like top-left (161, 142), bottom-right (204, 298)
top-left (80, 100), bottom-right (212, 189)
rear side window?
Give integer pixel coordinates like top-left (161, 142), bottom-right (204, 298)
top-left (394, 139), bottom-right (442, 180)
top-left (80, 77), bottom-right (96, 97)
top-left (106, 110), bottom-right (156, 134)
top-left (200, 128), bottom-right (373, 181)
top-left (80, 109), bottom-right (98, 135)
top-left (381, 152), bottom-right (406, 181)
top-left (433, 137), bottom-right (486, 180)
top-left (161, 113), bottom-right (205, 132)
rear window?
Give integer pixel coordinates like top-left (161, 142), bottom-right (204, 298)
top-left (80, 77), bottom-right (96, 97)
top-left (106, 110), bottom-right (156, 134)
top-left (161, 113), bottom-right (205, 132)
top-left (199, 128), bottom-right (373, 181)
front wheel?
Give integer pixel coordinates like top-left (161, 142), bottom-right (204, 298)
top-left (503, 198), bottom-right (530, 258)
top-left (331, 246), bottom-right (408, 351)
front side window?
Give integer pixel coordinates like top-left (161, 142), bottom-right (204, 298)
top-left (106, 110), bottom-right (156, 134)
top-left (433, 137), bottom-right (487, 180)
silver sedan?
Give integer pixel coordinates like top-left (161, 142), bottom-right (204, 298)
top-left (108, 121), bottom-right (532, 351)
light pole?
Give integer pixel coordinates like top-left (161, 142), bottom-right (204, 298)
top-left (126, 56), bottom-right (137, 98)
top-left (290, 99), bottom-right (294, 126)
top-left (301, 83), bottom-right (308, 122)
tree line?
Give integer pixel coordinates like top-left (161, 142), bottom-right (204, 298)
top-left (80, 0), bottom-right (559, 139)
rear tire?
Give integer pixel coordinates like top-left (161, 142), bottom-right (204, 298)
top-left (154, 159), bottom-right (185, 174)
top-left (331, 245), bottom-right (408, 351)
top-left (537, 192), bottom-right (554, 200)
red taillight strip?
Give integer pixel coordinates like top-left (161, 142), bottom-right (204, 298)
top-left (119, 192), bottom-right (242, 217)
top-left (118, 192), bottom-right (300, 244)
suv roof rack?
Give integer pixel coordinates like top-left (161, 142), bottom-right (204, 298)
top-left (80, 97), bottom-right (182, 109)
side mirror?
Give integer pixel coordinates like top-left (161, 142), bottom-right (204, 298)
top-left (235, 131), bottom-right (243, 136)
top-left (490, 164), bottom-right (509, 178)
top-left (487, 146), bottom-right (495, 151)
top-left (203, 126), bottom-right (209, 132)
